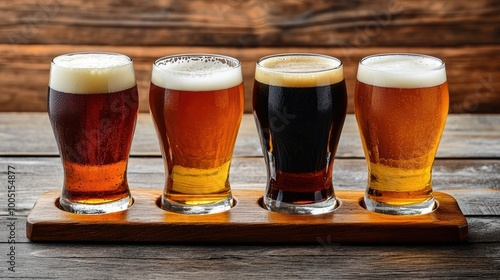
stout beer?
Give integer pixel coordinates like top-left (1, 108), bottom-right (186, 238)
top-left (149, 54), bottom-right (244, 214)
top-left (253, 54), bottom-right (347, 214)
top-left (48, 52), bottom-right (138, 214)
top-left (354, 53), bottom-right (449, 215)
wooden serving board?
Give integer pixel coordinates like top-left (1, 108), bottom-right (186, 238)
top-left (26, 190), bottom-right (468, 243)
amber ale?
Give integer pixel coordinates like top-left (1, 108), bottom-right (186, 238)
top-left (48, 52), bottom-right (138, 214)
top-left (149, 54), bottom-right (244, 214)
top-left (253, 54), bottom-right (347, 214)
top-left (354, 53), bottom-right (449, 215)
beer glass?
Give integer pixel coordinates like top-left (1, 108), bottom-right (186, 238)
top-left (48, 52), bottom-right (138, 214)
top-left (354, 53), bottom-right (449, 215)
top-left (149, 54), bottom-right (244, 214)
top-left (253, 53), bottom-right (347, 214)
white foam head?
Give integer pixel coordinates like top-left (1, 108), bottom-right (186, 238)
top-left (255, 54), bottom-right (344, 87)
top-left (357, 53), bottom-right (447, 88)
top-left (151, 54), bottom-right (243, 91)
top-left (49, 52), bottom-right (136, 94)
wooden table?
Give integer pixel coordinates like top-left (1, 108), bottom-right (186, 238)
top-left (1, 112), bottom-right (499, 278)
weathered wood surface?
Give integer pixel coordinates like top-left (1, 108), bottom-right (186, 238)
top-left (0, 241), bottom-right (497, 279)
top-left (1, 45), bottom-right (499, 113)
top-left (0, 113), bottom-right (499, 278)
top-left (1, 113), bottom-right (499, 158)
top-left (2, 0), bottom-right (498, 47)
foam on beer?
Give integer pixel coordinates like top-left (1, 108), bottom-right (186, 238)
top-left (357, 54), bottom-right (447, 88)
top-left (255, 55), bottom-right (344, 87)
top-left (49, 53), bottom-right (136, 94)
top-left (151, 55), bottom-right (243, 91)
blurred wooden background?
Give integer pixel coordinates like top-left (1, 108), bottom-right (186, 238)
top-left (0, 0), bottom-right (499, 113)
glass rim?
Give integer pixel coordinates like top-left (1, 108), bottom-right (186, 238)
top-left (51, 51), bottom-right (133, 68)
top-left (153, 53), bottom-right (241, 74)
top-left (359, 53), bottom-right (445, 72)
top-left (256, 53), bottom-right (343, 74)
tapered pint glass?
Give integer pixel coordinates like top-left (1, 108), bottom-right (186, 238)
top-left (48, 52), bottom-right (138, 214)
top-left (354, 53), bottom-right (449, 215)
top-left (149, 54), bottom-right (244, 214)
top-left (253, 53), bottom-right (347, 214)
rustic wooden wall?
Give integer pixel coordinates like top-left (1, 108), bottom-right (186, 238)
top-left (1, 0), bottom-right (499, 113)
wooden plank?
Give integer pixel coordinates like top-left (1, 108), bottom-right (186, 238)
top-left (1, 0), bottom-right (498, 47)
top-left (0, 157), bottom-right (498, 216)
top-left (445, 190), bottom-right (500, 215)
top-left (1, 113), bottom-right (499, 159)
top-left (1, 45), bottom-right (499, 113)
top-left (464, 217), bottom-right (500, 243)
top-left (0, 241), bottom-right (497, 278)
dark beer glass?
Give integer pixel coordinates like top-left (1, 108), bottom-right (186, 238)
top-left (48, 52), bottom-right (138, 214)
top-left (253, 53), bottom-right (347, 214)
top-left (149, 54), bottom-right (244, 214)
top-left (354, 53), bottom-right (449, 215)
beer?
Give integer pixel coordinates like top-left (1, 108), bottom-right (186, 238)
top-left (354, 53), bottom-right (448, 215)
top-left (48, 52), bottom-right (138, 214)
top-left (149, 54), bottom-right (244, 214)
top-left (253, 54), bottom-right (347, 214)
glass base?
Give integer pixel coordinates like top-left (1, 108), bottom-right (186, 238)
top-left (59, 194), bottom-right (133, 214)
top-left (161, 195), bottom-right (233, 215)
top-left (263, 196), bottom-right (339, 215)
top-left (363, 195), bottom-right (436, 215)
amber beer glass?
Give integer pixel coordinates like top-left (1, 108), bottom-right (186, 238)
top-left (253, 54), bottom-right (347, 214)
top-left (355, 53), bottom-right (449, 215)
top-left (48, 52), bottom-right (138, 214)
top-left (149, 54), bottom-right (244, 214)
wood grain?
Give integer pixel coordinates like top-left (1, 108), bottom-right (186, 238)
top-left (3, 242), bottom-right (499, 278)
top-left (1, 113), bottom-right (499, 159)
top-left (1, 0), bottom-right (498, 47)
top-left (1, 0), bottom-right (499, 114)
top-left (1, 45), bottom-right (499, 113)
